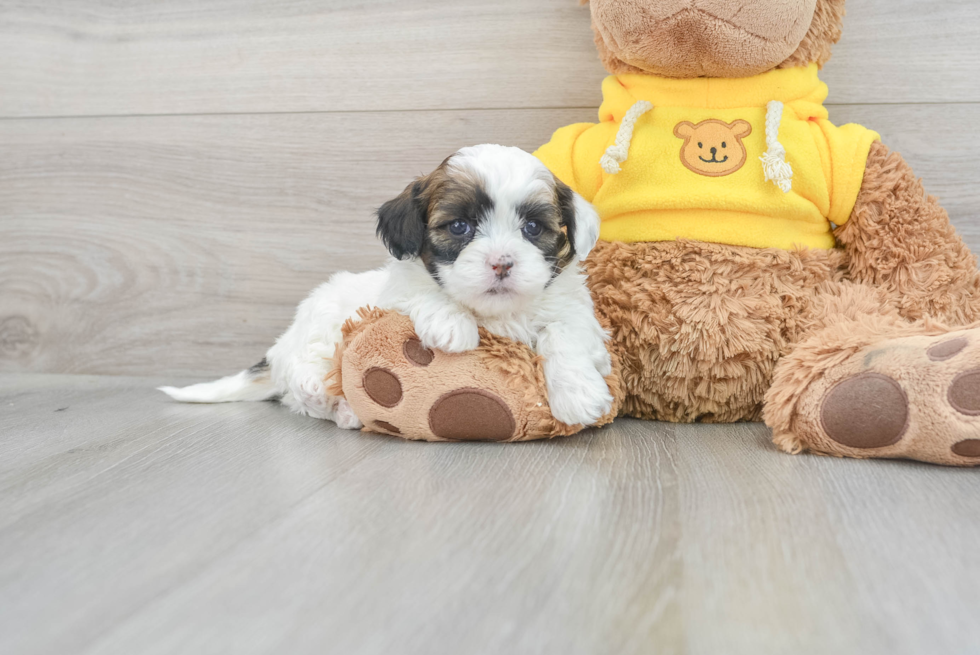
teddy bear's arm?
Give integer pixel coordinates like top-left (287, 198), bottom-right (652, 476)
top-left (835, 141), bottom-right (980, 324)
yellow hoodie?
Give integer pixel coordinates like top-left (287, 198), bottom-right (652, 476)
top-left (534, 64), bottom-right (879, 250)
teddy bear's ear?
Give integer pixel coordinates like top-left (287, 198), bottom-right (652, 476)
top-left (731, 120), bottom-right (753, 139)
top-left (376, 176), bottom-right (432, 260)
top-left (673, 122), bottom-right (696, 139)
top-left (555, 178), bottom-right (601, 258)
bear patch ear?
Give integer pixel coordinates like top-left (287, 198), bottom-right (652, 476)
top-left (731, 120), bottom-right (753, 139)
top-left (674, 122), bottom-right (696, 139)
top-left (556, 178), bottom-right (601, 258)
top-left (376, 177), bottom-right (432, 260)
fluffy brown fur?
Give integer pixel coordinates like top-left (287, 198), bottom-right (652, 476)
top-left (591, 0), bottom-right (841, 78)
top-left (836, 141), bottom-right (980, 324)
top-left (777, 0), bottom-right (846, 69)
top-left (585, 239), bottom-right (846, 423)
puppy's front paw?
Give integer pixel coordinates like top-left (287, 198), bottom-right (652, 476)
top-left (333, 398), bottom-right (363, 430)
top-left (415, 311), bottom-right (480, 353)
top-left (546, 367), bottom-right (613, 426)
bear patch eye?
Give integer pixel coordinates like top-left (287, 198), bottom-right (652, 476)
top-left (722, 142), bottom-right (727, 148)
top-left (698, 142), bottom-right (703, 149)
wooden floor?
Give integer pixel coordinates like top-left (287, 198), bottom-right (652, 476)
top-left (3, 1), bottom-right (980, 652)
top-left (2, 373), bottom-right (980, 655)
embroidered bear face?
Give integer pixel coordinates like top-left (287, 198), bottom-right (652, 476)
top-left (674, 119), bottom-right (753, 177)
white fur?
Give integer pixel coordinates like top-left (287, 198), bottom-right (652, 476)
top-left (160, 145), bottom-right (613, 428)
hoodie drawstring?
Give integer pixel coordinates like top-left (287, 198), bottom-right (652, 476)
top-left (600, 100), bottom-right (653, 174)
top-left (760, 100), bottom-right (793, 193)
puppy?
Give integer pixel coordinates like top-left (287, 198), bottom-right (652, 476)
top-left (160, 144), bottom-right (614, 428)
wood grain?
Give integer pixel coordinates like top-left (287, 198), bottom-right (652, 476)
top-left (1, 0), bottom-right (978, 119)
top-left (2, 103), bottom-right (978, 377)
top-left (673, 421), bottom-right (980, 655)
top-left (2, 374), bottom-right (980, 654)
top-left (0, 0), bottom-right (605, 118)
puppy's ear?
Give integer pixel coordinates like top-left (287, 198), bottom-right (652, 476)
top-left (556, 178), bottom-right (601, 258)
top-left (376, 177), bottom-right (432, 260)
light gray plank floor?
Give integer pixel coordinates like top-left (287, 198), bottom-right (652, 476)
top-left (2, 373), bottom-right (979, 655)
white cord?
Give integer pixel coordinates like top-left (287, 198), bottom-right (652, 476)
top-left (599, 100), bottom-right (653, 175)
top-left (760, 100), bottom-right (793, 193)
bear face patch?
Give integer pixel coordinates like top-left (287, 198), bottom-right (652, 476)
top-left (674, 119), bottom-right (752, 177)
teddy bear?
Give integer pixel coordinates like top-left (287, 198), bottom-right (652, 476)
top-left (331, 0), bottom-right (980, 467)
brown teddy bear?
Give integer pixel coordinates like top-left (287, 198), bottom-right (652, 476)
top-left (334, 0), bottom-right (980, 466)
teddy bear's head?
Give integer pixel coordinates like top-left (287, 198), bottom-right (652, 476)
top-left (589, 0), bottom-right (846, 78)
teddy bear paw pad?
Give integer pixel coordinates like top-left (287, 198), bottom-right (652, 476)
top-left (812, 330), bottom-right (980, 466)
top-left (820, 373), bottom-right (909, 449)
top-left (362, 367), bottom-right (402, 407)
top-left (927, 338), bottom-right (968, 361)
top-left (373, 420), bottom-right (402, 435)
top-left (948, 369), bottom-right (980, 416)
top-left (403, 338), bottom-right (434, 366)
top-left (428, 388), bottom-right (516, 442)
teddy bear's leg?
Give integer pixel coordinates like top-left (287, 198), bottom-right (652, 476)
top-left (836, 141), bottom-right (980, 324)
top-left (764, 284), bottom-right (980, 466)
top-left (333, 309), bottom-right (622, 442)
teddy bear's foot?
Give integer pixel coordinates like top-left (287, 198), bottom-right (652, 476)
top-left (770, 327), bottom-right (980, 466)
top-left (330, 308), bottom-right (620, 442)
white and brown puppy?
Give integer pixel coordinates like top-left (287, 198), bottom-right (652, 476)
top-left (160, 144), bottom-right (613, 428)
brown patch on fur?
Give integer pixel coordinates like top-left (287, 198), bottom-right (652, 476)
top-left (551, 179), bottom-right (580, 267)
top-left (836, 141), bottom-right (980, 325)
top-left (375, 159), bottom-right (451, 261)
top-left (585, 239), bottom-right (847, 423)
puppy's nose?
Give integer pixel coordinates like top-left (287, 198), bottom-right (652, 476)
top-left (491, 258), bottom-right (514, 279)
top-left (710, 146), bottom-right (717, 156)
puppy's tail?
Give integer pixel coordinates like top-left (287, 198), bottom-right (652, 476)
top-left (158, 358), bottom-right (277, 403)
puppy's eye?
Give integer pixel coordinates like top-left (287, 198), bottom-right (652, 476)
top-left (722, 142), bottom-right (727, 148)
top-left (522, 220), bottom-right (543, 238)
top-left (447, 219), bottom-right (472, 237)
top-left (698, 142), bottom-right (703, 148)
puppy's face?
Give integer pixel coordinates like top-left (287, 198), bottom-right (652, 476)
top-left (377, 144), bottom-right (601, 317)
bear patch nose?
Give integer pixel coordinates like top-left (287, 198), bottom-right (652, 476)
top-left (710, 146), bottom-right (717, 156)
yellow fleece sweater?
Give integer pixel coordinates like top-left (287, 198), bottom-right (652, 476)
top-left (534, 65), bottom-right (880, 250)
